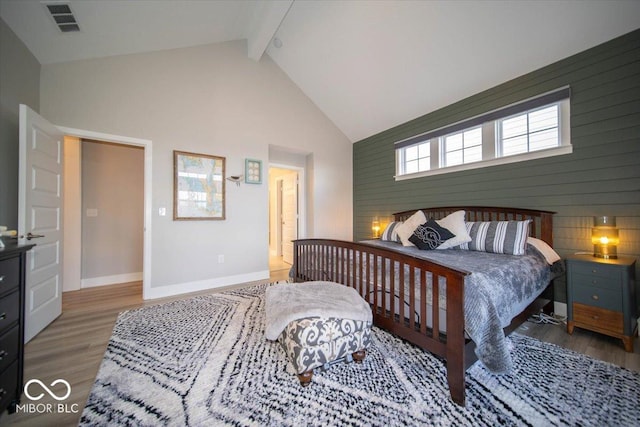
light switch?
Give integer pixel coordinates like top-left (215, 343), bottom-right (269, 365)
top-left (86, 208), bottom-right (98, 217)
top-left (159, 207), bottom-right (166, 216)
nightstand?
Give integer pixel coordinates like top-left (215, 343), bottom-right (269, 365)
top-left (566, 254), bottom-right (637, 352)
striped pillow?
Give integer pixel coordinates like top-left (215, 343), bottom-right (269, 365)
top-left (380, 221), bottom-right (402, 243)
top-left (459, 220), bottom-right (532, 255)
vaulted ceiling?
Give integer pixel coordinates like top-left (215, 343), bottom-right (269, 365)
top-left (2, 0), bottom-right (640, 142)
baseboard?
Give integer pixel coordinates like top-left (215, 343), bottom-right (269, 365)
top-left (143, 270), bottom-right (270, 300)
top-left (81, 272), bottom-right (143, 288)
top-left (554, 302), bottom-right (567, 318)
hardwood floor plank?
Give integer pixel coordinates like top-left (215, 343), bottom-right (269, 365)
top-left (1, 273), bottom-right (637, 426)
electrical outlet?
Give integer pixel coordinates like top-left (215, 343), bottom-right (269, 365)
top-left (218, 254), bottom-right (224, 264)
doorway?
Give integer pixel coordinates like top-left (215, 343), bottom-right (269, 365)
top-left (269, 166), bottom-right (302, 271)
top-left (77, 140), bottom-right (144, 289)
top-left (19, 106), bottom-right (152, 342)
top-left (60, 126), bottom-right (152, 298)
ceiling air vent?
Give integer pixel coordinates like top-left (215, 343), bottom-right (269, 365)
top-left (43, 2), bottom-right (80, 33)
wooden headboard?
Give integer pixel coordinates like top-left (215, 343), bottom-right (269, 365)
top-left (393, 206), bottom-right (555, 246)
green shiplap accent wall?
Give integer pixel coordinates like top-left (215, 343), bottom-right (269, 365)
top-left (353, 29), bottom-right (640, 303)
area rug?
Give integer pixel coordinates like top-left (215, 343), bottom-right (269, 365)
top-left (80, 283), bottom-right (640, 426)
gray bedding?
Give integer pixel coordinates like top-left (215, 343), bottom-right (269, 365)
top-left (297, 240), bottom-right (553, 373)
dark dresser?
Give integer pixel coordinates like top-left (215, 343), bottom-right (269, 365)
top-left (0, 242), bottom-right (34, 414)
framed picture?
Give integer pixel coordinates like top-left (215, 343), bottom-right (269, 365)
top-left (245, 158), bottom-right (262, 184)
top-left (174, 150), bottom-right (225, 220)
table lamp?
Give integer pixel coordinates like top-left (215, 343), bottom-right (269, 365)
top-left (591, 216), bottom-right (619, 259)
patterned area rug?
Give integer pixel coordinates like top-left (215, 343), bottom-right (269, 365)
top-left (81, 284), bottom-right (640, 426)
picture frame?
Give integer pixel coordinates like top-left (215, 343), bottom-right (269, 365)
top-left (173, 150), bottom-right (226, 220)
top-left (245, 158), bottom-right (262, 184)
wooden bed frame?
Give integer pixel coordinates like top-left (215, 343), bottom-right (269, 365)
top-left (292, 206), bottom-right (555, 406)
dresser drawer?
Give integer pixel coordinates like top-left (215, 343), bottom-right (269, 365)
top-left (572, 281), bottom-right (622, 311)
top-left (0, 291), bottom-right (20, 333)
top-left (573, 302), bottom-right (623, 334)
top-left (0, 360), bottom-right (18, 412)
top-left (0, 325), bottom-right (19, 374)
top-left (0, 257), bottom-right (20, 296)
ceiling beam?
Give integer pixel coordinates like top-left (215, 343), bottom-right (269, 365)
top-left (247, 0), bottom-right (293, 61)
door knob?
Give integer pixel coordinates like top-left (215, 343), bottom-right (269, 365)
top-left (26, 233), bottom-right (45, 240)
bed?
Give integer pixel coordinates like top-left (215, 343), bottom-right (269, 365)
top-left (291, 206), bottom-right (558, 406)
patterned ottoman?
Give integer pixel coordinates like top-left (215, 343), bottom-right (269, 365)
top-left (280, 316), bottom-right (371, 385)
top-left (265, 281), bottom-right (373, 386)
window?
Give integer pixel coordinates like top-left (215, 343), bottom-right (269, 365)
top-left (499, 104), bottom-right (559, 157)
top-left (398, 141), bottom-right (430, 175)
top-left (394, 87), bottom-right (571, 180)
top-left (442, 127), bottom-right (482, 167)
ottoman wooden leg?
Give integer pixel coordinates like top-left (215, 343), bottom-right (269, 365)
top-left (298, 371), bottom-right (313, 386)
top-left (352, 350), bottom-right (366, 364)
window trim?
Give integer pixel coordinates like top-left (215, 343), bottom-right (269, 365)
top-left (395, 144), bottom-right (572, 181)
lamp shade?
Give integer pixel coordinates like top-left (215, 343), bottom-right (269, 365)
top-left (372, 219), bottom-right (380, 238)
top-left (591, 216), bottom-right (619, 259)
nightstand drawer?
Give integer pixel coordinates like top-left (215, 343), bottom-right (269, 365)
top-left (572, 282), bottom-right (622, 311)
top-left (0, 291), bottom-right (20, 332)
top-left (0, 257), bottom-right (19, 296)
top-left (573, 302), bottom-right (623, 334)
top-left (570, 262), bottom-right (620, 279)
top-left (0, 325), bottom-right (18, 374)
top-left (572, 272), bottom-right (620, 290)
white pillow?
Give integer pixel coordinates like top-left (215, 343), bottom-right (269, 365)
top-left (395, 210), bottom-right (427, 247)
top-left (434, 210), bottom-right (472, 249)
top-left (527, 237), bottom-right (561, 264)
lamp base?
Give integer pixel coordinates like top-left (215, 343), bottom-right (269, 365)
top-left (593, 244), bottom-right (617, 259)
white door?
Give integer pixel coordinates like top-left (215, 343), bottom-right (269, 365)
top-left (18, 104), bottom-right (64, 343)
top-left (281, 173), bottom-right (298, 265)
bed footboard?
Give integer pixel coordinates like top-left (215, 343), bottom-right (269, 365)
top-left (292, 238), bottom-right (471, 405)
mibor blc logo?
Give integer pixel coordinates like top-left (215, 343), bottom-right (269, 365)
top-left (16, 379), bottom-right (79, 414)
top-left (24, 379), bottom-right (71, 401)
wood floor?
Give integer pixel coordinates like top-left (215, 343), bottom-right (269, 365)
top-left (1, 262), bottom-right (638, 426)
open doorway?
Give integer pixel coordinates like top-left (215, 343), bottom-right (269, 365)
top-left (269, 166), bottom-right (301, 274)
top-left (60, 127), bottom-right (152, 299)
top-left (84, 140), bottom-right (143, 288)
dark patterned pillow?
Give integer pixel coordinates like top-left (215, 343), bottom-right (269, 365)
top-left (380, 221), bottom-right (402, 243)
top-left (459, 220), bottom-right (531, 255)
top-left (408, 219), bottom-right (455, 250)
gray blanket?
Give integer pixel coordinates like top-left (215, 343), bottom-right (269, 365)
top-left (363, 241), bottom-right (552, 373)
top-left (264, 281), bottom-right (373, 341)
top-left (297, 241), bottom-right (552, 373)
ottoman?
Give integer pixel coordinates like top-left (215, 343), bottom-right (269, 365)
top-left (265, 281), bottom-right (373, 386)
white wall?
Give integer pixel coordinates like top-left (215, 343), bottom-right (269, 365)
top-left (0, 18), bottom-right (40, 229)
top-left (40, 40), bottom-right (352, 296)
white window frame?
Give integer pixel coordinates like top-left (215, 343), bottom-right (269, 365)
top-left (496, 102), bottom-right (564, 158)
top-left (396, 140), bottom-right (430, 176)
top-left (394, 88), bottom-right (572, 181)
top-left (440, 126), bottom-right (483, 167)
